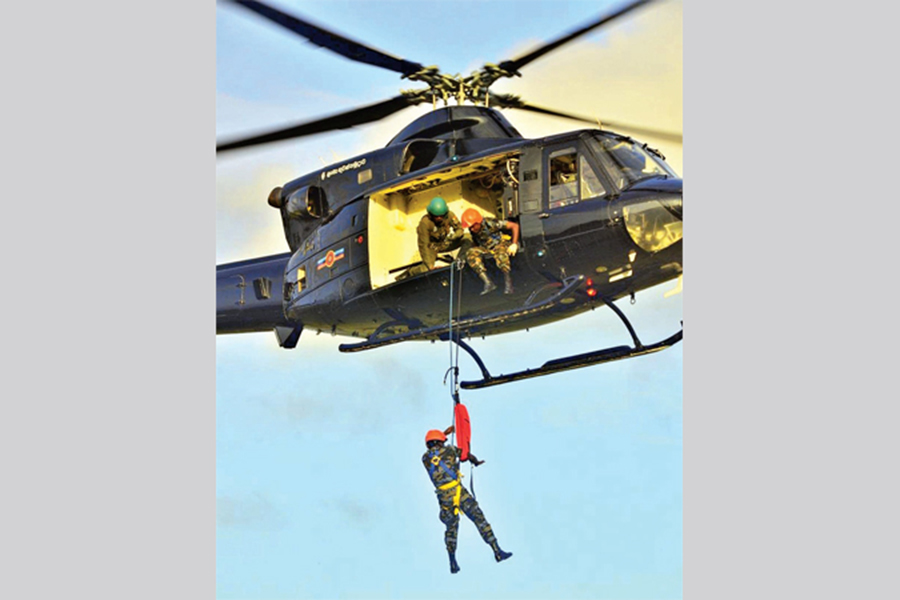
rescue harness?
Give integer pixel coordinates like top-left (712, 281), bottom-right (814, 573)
top-left (427, 447), bottom-right (463, 515)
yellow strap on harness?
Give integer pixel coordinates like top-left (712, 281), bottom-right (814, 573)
top-left (438, 478), bottom-right (462, 515)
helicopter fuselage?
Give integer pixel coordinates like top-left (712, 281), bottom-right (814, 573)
top-left (217, 113), bottom-right (682, 348)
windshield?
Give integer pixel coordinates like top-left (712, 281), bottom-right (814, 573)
top-left (588, 134), bottom-right (677, 191)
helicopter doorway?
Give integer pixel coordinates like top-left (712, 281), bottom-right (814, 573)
top-left (367, 181), bottom-right (474, 288)
top-left (366, 155), bottom-right (516, 289)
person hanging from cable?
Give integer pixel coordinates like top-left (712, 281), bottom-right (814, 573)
top-left (422, 426), bottom-right (512, 573)
top-left (460, 208), bottom-right (520, 295)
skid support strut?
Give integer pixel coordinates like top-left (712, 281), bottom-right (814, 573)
top-left (451, 295), bottom-right (682, 390)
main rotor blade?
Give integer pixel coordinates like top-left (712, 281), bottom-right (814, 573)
top-left (497, 0), bottom-right (656, 74)
top-left (491, 94), bottom-right (682, 144)
top-left (227, 0), bottom-right (425, 77)
top-left (217, 95), bottom-right (418, 154)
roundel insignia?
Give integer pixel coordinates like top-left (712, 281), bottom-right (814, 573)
top-left (316, 247), bottom-right (346, 271)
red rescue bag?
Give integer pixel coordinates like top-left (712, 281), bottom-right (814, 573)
top-left (454, 403), bottom-right (471, 461)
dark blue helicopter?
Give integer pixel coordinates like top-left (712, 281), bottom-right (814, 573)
top-left (216, 0), bottom-right (682, 389)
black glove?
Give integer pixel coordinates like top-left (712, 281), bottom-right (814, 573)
top-left (467, 453), bottom-right (485, 466)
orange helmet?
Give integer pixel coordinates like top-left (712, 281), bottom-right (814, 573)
top-left (425, 429), bottom-right (447, 444)
top-left (460, 208), bottom-right (483, 229)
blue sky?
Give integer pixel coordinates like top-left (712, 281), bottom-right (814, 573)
top-left (216, 1), bottom-right (683, 598)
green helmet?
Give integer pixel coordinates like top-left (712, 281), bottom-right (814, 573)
top-left (427, 197), bottom-right (449, 217)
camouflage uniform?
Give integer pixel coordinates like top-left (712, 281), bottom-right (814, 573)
top-left (466, 217), bottom-right (512, 274)
top-left (422, 444), bottom-right (497, 554)
top-left (410, 211), bottom-right (470, 276)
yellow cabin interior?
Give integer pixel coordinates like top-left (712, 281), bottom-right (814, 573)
top-left (367, 152), bottom-right (517, 289)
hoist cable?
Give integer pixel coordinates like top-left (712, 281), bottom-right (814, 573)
top-left (446, 260), bottom-right (466, 403)
top-left (454, 262), bottom-right (464, 378)
top-left (446, 260), bottom-right (470, 473)
top-left (447, 264), bottom-right (458, 447)
top-left (447, 263), bottom-right (457, 403)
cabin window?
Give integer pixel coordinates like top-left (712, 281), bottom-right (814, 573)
top-left (253, 277), bottom-right (272, 300)
top-left (284, 265), bottom-right (306, 301)
top-left (548, 149), bottom-right (607, 209)
top-left (549, 149), bottom-right (578, 208)
top-left (296, 267), bottom-right (306, 293)
top-left (286, 186), bottom-right (328, 219)
top-left (400, 140), bottom-right (442, 174)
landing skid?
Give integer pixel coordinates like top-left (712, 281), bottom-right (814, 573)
top-left (454, 295), bottom-right (682, 389)
top-left (338, 276), bottom-right (682, 389)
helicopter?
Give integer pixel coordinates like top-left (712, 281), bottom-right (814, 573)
top-left (216, 0), bottom-right (683, 389)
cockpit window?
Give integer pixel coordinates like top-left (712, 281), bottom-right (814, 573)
top-left (588, 135), bottom-right (676, 191)
top-left (579, 155), bottom-right (606, 201)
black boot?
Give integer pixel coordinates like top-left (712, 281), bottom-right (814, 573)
top-left (478, 271), bottom-right (496, 295)
top-left (503, 271), bottom-right (514, 295)
top-left (491, 541), bottom-right (513, 563)
top-left (449, 551), bottom-right (460, 574)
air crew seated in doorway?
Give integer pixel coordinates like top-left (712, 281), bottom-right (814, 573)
top-left (460, 208), bottom-right (520, 295)
top-left (408, 196), bottom-right (471, 277)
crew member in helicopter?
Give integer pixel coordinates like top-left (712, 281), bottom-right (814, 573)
top-left (460, 208), bottom-right (520, 295)
top-left (423, 427), bottom-right (512, 574)
top-left (408, 196), bottom-right (471, 277)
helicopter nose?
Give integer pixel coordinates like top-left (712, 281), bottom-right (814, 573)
top-left (622, 193), bottom-right (683, 254)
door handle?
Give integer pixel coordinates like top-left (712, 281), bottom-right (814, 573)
top-left (539, 212), bottom-right (550, 219)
